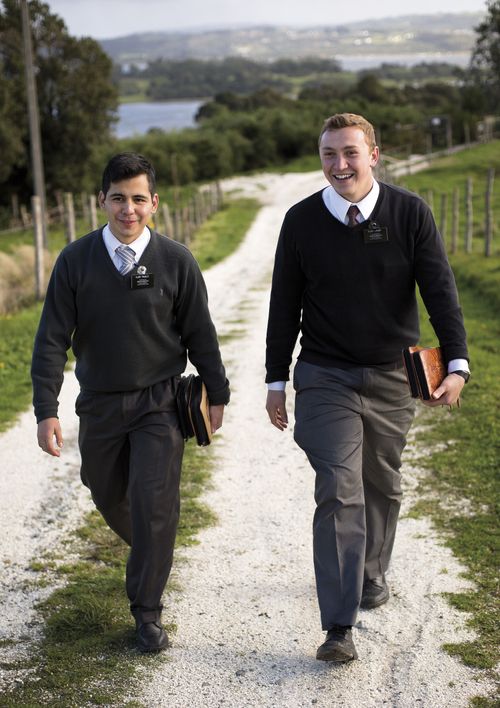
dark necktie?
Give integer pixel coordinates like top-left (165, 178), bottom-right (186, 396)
top-left (115, 245), bottom-right (136, 275)
top-left (346, 204), bottom-right (360, 227)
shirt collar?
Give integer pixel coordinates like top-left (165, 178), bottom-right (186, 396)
top-left (323, 180), bottom-right (380, 224)
top-left (102, 224), bottom-right (151, 261)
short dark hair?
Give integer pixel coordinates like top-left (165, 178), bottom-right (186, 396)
top-left (101, 153), bottom-right (156, 196)
top-left (319, 113), bottom-right (376, 151)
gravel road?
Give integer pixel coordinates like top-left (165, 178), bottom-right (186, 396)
top-left (0, 171), bottom-right (494, 706)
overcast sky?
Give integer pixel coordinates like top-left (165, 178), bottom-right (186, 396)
top-left (45, 0), bottom-right (487, 40)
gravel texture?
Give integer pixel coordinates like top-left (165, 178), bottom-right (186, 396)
top-left (0, 171), bottom-right (494, 705)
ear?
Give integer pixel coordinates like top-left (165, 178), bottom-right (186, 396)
top-left (98, 191), bottom-right (105, 208)
top-left (151, 193), bottom-right (159, 213)
top-left (370, 146), bottom-right (380, 167)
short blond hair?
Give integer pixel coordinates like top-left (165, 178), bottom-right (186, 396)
top-left (319, 113), bottom-right (376, 151)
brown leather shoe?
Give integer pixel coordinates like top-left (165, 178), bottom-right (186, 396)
top-left (360, 576), bottom-right (389, 609)
top-left (136, 620), bottom-right (169, 653)
top-left (316, 625), bottom-right (358, 663)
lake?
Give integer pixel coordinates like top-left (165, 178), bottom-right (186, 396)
top-left (115, 100), bottom-right (204, 138)
top-left (116, 52), bottom-right (470, 137)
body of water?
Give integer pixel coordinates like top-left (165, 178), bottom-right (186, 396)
top-left (115, 99), bottom-right (204, 138)
top-left (342, 51), bottom-right (470, 71)
top-left (116, 52), bottom-right (470, 137)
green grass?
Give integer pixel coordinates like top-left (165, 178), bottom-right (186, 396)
top-left (398, 142), bottom-right (500, 700)
top-left (189, 197), bottom-right (259, 269)
top-left (0, 304), bottom-right (43, 431)
top-left (409, 255), bottom-right (499, 696)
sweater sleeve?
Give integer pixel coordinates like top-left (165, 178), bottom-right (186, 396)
top-left (413, 200), bottom-right (469, 363)
top-left (31, 254), bottom-right (76, 422)
top-left (265, 212), bottom-right (305, 383)
top-left (174, 252), bottom-right (230, 406)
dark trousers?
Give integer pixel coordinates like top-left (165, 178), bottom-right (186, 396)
top-left (76, 378), bottom-right (184, 622)
top-left (293, 360), bottom-right (415, 629)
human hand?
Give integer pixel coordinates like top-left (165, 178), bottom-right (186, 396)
top-left (266, 390), bottom-right (288, 430)
top-left (422, 373), bottom-right (465, 408)
top-left (37, 417), bottom-right (64, 456)
top-left (209, 404), bottom-right (225, 434)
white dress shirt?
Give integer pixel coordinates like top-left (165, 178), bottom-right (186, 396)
top-left (102, 224), bottom-right (151, 271)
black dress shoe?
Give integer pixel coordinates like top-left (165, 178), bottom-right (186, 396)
top-left (136, 620), bottom-right (169, 653)
top-left (316, 625), bottom-right (358, 663)
top-left (360, 576), bottom-right (389, 609)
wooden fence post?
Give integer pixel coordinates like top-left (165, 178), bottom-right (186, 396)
top-left (426, 189), bottom-right (434, 213)
top-left (439, 193), bottom-right (448, 245)
top-left (451, 186), bottom-right (459, 254)
top-left (32, 195), bottom-right (44, 300)
top-left (465, 177), bottom-right (473, 254)
top-left (81, 192), bottom-right (90, 225)
top-left (485, 168), bottom-right (495, 257)
top-left (11, 194), bottom-right (20, 223)
top-left (182, 206), bottom-right (191, 247)
top-left (174, 209), bottom-right (182, 243)
top-left (55, 190), bottom-right (64, 223)
top-left (64, 192), bottom-right (76, 243)
top-left (89, 194), bottom-right (98, 231)
top-left (162, 204), bottom-right (174, 238)
top-left (20, 205), bottom-right (31, 228)
top-left (216, 181), bottom-right (224, 209)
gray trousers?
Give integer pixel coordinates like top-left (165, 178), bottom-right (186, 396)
top-left (76, 378), bottom-right (184, 623)
top-left (293, 360), bottom-right (415, 629)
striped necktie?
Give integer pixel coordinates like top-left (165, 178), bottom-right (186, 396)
top-left (115, 245), bottom-right (136, 275)
top-left (346, 204), bottom-right (360, 227)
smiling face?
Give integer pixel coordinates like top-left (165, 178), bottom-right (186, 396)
top-left (98, 174), bottom-right (158, 244)
top-left (319, 126), bottom-right (379, 203)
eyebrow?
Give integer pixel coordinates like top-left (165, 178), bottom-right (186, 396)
top-left (108, 191), bottom-right (148, 198)
top-left (321, 144), bottom-right (359, 151)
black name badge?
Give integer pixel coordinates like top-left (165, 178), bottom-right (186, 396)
top-left (363, 222), bottom-right (389, 244)
top-left (130, 273), bottom-right (155, 289)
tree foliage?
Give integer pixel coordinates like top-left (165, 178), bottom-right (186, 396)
top-left (0, 0), bottom-right (118, 210)
top-left (121, 56), bottom-right (342, 100)
top-left (469, 0), bottom-right (500, 110)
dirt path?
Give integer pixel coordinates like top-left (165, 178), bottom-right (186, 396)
top-left (0, 171), bottom-right (493, 705)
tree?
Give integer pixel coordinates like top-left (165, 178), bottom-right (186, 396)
top-left (0, 0), bottom-right (118, 212)
top-left (469, 0), bottom-right (500, 111)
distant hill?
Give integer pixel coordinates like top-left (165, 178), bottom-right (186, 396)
top-left (100, 12), bottom-right (484, 67)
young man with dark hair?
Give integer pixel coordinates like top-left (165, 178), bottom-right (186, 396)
top-left (265, 113), bottom-right (469, 663)
top-left (32, 152), bottom-right (230, 653)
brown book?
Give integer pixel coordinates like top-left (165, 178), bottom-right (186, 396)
top-left (402, 346), bottom-right (447, 401)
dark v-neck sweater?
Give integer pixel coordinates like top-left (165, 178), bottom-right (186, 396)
top-left (32, 229), bottom-right (229, 422)
top-left (265, 182), bottom-right (468, 382)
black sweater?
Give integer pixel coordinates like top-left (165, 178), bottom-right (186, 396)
top-left (32, 229), bottom-right (230, 422)
top-left (266, 182), bottom-right (468, 382)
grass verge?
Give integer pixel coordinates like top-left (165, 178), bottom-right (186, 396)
top-left (0, 195), bottom-right (260, 706)
top-left (410, 256), bottom-right (499, 699)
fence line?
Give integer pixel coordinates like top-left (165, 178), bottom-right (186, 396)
top-left (6, 182), bottom-right (224, 301)
top-left (400, 169), bottom-right (497, 257)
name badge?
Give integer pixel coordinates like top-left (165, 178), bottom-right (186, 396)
top-left (363, 221), bottom-right (389, 243)
top-left (130, 273), bottom-right (155, 289)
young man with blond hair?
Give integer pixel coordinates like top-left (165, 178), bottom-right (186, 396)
top-left (265, 113), bottom-right (469, 662)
